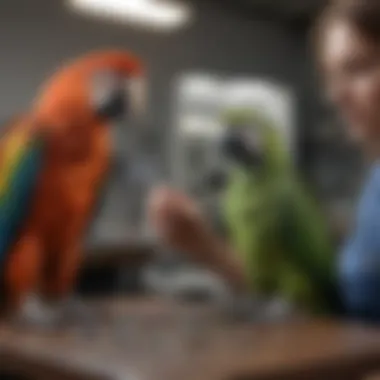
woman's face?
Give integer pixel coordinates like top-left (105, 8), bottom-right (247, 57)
top-left (321, 20), bottom-right (380, 144)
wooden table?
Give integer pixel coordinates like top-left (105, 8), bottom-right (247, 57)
top-left (1, 298), bottom-right (380, 380)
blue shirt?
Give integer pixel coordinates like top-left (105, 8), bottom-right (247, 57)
top-left (339, 162), bottom-right (380, 322)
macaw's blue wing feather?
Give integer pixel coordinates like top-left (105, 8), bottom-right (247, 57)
top-left (0, 124), bottom-right (45, 266)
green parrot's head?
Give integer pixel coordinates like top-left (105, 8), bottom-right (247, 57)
top-left (220, 108), bottom-right (291, 175)
top-left (202, 108), bottom-right (293, 192)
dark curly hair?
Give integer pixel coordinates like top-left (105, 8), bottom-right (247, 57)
top-left (313, 0), bottom-right (380, 57)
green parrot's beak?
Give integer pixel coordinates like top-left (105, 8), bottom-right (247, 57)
top-left (221, 128), bottom-right (264, 169)
top-left (202, 169), bottom-right (228, 192)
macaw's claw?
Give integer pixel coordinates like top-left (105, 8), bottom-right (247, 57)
top-left (10, 294), bottom-right (61, 331)
top-left (10, 295), bottom-right (101, 334)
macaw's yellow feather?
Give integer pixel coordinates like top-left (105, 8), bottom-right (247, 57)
top-left (0, 130), bottom-right (30, 199)
top-left (0, 119), bottom-right (45, 266)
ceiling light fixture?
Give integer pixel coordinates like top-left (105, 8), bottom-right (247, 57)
top-left (68, 0), bottom-right (192, 31)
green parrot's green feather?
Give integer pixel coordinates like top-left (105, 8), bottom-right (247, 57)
top-left (276, 184), bottom-right (342, 314)
top-left (222, 109), bottom-right (339, 314)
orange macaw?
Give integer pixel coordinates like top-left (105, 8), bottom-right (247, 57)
top-left (0, 50), bottom-right (145, 324)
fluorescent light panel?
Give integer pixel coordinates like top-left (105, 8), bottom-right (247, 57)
top-left (68, 0), bottom-right (191, 30)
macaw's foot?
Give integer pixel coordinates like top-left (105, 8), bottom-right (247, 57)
top-left (10, 296), bottom-right (101, 334)
top-left (10, 294), bottom-right (61, 331)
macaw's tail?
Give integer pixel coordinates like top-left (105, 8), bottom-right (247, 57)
top-left (0, 115), bottom-right (47, 313)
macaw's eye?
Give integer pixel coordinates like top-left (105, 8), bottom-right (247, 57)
top-left (91, 70), bottom-right (126, 121)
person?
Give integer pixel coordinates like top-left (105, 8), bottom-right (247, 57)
top-left (148, 0), bottom-right (380, 322)
top-left (314, 0), bottom-right (380, 322)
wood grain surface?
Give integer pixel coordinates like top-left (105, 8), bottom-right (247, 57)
top-left (1, 298), bottom-right (380, 380)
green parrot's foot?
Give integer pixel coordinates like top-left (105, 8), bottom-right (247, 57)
top-left (222, 294), bottom-right (299, 324)
top-left (260, 297), bottom-right (298, 322)
top-left (10, 294), bottom-right (61, 331)
top-left (221, 293), bottom-right (265, 323)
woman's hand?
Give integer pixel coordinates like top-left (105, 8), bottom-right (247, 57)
top-left (147, 185), bottom-right (249, 292)
top-left (147, 186), bottom-right (211, 256)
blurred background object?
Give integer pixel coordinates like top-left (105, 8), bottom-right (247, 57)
top-left (68, 0), bottom-right (193, 31)
top-left (0, 0), bottom-right (361, 303)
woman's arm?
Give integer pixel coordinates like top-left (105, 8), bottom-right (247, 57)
top-left (339, 166), bottom-right (380, 323)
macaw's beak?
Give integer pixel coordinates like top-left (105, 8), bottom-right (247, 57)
top-left (91, 70), bottom-right (147, 123)
top-left (221, 129), bottom-right (264, 168)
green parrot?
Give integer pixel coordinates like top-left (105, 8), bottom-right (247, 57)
top-left (220, 108), bottom-right (342, 316)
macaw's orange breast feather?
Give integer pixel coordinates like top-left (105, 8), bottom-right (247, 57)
top-left (32, 49), bottom-right (144, 126)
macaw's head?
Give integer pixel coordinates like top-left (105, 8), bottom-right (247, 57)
top-left (33, 49), bottom-right (146, 130)
top-left (31, 50), bottom-right (146, 160)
